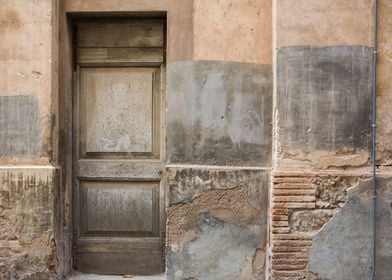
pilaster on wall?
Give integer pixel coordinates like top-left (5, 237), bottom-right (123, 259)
top-left (271, 1), bottom-right (392, 279)
top-left (166, 1), bottom-right (273, 279)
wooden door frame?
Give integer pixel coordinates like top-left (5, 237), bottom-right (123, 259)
top-left (57, 8), bottom-right (167, 278)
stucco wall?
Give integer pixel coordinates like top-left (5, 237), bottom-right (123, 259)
top-left (165, 1), bottom-right (272, 279)
top-left (1, 0), bottom-right (391, 279)
top-left (0, 1), bottom-right (58, 279)
top-left (272, 1), bottom-right (392, 279)
top-left (0, 0), bottom-right (56, 164)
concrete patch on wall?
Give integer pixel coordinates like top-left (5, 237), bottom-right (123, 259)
top-left (0, 167), bottom-right (56, 280)
top-left (166, 167), bottom-right (268, 280)
top-left (308, 177), bottom-right (392, 280)
top-left (167, 61), bottom-right (272, 167)
top-left (0, 96), bottom-right (42, 158)
top-left (276, 46), bottom-right (372, 166)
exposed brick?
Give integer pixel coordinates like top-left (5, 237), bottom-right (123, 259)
top-left (273, 264), bottom-right (308, 271)
top-left (273, 240), bottom-right (312, 247)
top-left (272, 228), bottom-right (290, 234)
top-left (272, 215), bottom-right (289, 221)
top-left (272, 209), bottom-right (289, 215)
top-left (272, 258), bottom-right (309, 266)
top-left (272, 246), bottom-right (310, 252)
top-left (273, 189), bottom-right (316, 196)
top-left (273, 234), bottom-right (313, 240)
top-left (272, 177), bottom-right (312, 184)
top-left (273, 221), bottom-right (289, 227)
top-left (271, 175), bottom-right (317, 279)
top-left (274, 183), bottom-right (315, 189)
top-left (273, 196), bottom-right (315, 202)
top-left (272, 252), bottom-right (309, 259)
top-left (273, 202), bottom-right (316, 209)
top-left (272, 270), bottom-right (307, 277)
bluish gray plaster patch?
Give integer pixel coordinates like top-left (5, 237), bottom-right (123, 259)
top-left (277, 46), bottom-right (372, 152)
top-left (308, 178), bottom-right (392, 280)
top-left (166, 61), bottom-right (272, 167)
top-left (0, 95), bottom-right (42, 157)
top-left (166, 212), bottom-right (261, 280)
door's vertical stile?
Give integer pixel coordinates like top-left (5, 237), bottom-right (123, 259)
top-left (72, 66), bottom-right (80, 248)
top-left (159, 63), bottom-right (166, 259)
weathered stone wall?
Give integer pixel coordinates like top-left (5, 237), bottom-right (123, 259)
top-left (2, 0), bottom-right (391, 279)
top-left (271, 1), bottom-right (392, 279)
top-left (0, 0), bottom-right (58, 279)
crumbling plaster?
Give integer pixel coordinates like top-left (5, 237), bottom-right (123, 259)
top-left (166, 167), bottom-right (268, 280)
top-left (0, 168), bottom-right (57, 280)
top-left (308, 177), bottom-right (392, 280)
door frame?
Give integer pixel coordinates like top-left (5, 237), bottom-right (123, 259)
top-left (57, 10), bottom-right (167, 278)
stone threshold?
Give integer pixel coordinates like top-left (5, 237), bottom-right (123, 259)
top-left (67, 274), bottom-right (165, 280)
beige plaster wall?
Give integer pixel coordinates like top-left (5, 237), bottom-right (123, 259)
top-left (193, 0), bottom-right (272, 64)
top-left (0, 0), bottom-right (56, 164)
top-left (276, 0), bottom-right (373, 48)
top-left (377, 0), bottom-right (392, 166)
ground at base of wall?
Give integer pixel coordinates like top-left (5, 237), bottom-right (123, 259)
top-left (67, 274), bottom-right (165, 280)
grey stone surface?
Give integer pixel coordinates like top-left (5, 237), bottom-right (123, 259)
top-left (277, 46), bottom-right (372, 152)
top-left (167, 61), bottom-right (272, 167)
top-left (308, 178), bottom-right (392, 280)
top-left (166, 168), bottom-right (268, 280)
top-left (0, 95), bottom-right (42, 158)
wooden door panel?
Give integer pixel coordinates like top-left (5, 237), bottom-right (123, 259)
top-left (77, 250), bottom-right (164, 275)
top-left (77, 19), bottom-right (164, 48)
top-left (77, 160), bottom-right (163, 179)
top-left (79, 181), bottom-right (160, 238)
top-left (79, 67), bottom-right (160, 158)
top-left (73, 18), bottom-right (165, 275)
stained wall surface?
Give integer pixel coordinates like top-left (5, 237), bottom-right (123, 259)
top-left (272, 1), bottom-right (392, 279)
top-left (165, 1), bottom-right (272, 279)
top-left (0, 0), bottom-right (56, 164)
top-left (1, 0), bottom-right (391, 280)
top-left (0, 0), bottom-right (58, 279)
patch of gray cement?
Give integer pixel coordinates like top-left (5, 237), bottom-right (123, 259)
top-left (166, 60), bottom-right (272, 167)
top-left (308, 178), bottom-right (392, 280)
top-left (167, 213), bottom-right (263, 280)
top-left (0, 95), bottom-right (42, 157)
top-left (277, 46), bottom-right (372, 152)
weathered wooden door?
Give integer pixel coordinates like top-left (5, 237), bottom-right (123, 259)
top-left (73, 18), bottom-right (165, 275)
